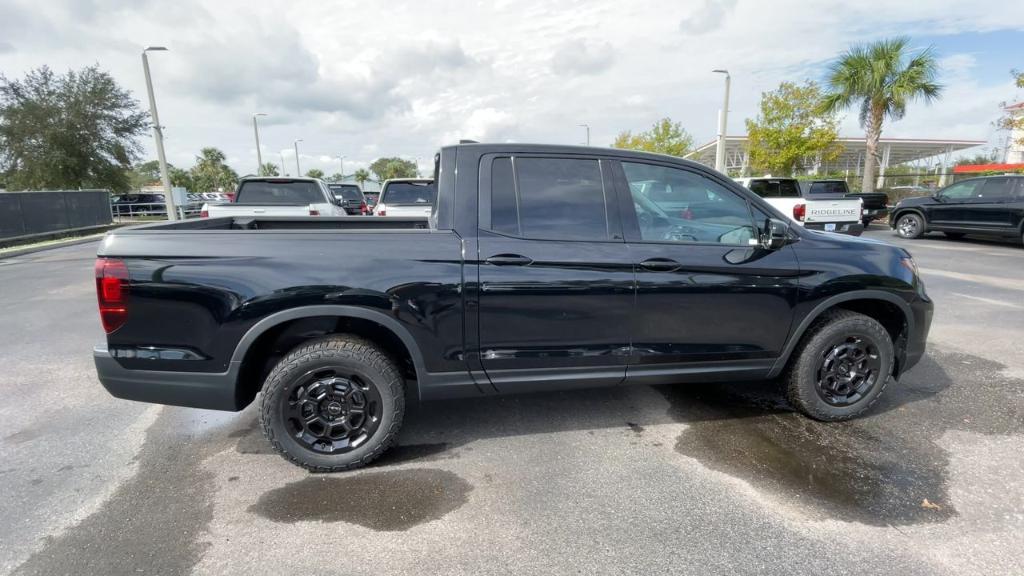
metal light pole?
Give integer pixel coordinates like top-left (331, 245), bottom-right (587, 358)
top-left (141, 46), bottom-right (178, 220)
top-left (279, 151), bottom-right (288, 176)
top-left (712, 69), bottom-right (731, 174)
top-left (336, 155), bottom-right (345, 178)
top-left (252, 113), bottom-right (267, 175)
top-left (578, 124), bottom-right (590, 146)
top-left (293, 139), bottom-right (303, 175)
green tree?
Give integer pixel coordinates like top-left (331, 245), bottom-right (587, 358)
top-left (0, 65), bottom-right (149, 192)
top-left (129, 160), bottom-right (192, 191)
top-left (189, 147), bottom-right (238, 192)
top-left (820, 37), bottom-right (943, 193)
top-left (305, 168), bottom-right (325, 179)
top-left (369, 157), bottom-right (418, 181)
top-left (259, 162), bottom-right (279, 177)
top-left (955, 151), bottom-right (999, 166)
top-left (612, 118), bottom-right (693, 157)
top-left (353, 168), bottom-right (371, 187)
top-left (745, 81), bottom-right (841, 176)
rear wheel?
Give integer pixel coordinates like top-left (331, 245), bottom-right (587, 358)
top-left (862, 217), bottom-right (873, 228)
top-left (260, 335), bottom-right (404, 472)
top-left (894, 213), bottom-right (925, 239)
top-left (785, 310), bottom-right (893, 421)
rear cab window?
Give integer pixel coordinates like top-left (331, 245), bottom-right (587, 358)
top-left (747, 179), bottom-right (802, 198)
top-left (328, 185), bottom-right (363, 202)
top-left (487, 156), bottom-right (610, 241)
top-left (236, 180), bottom-right (323, 204)
top-left (806, 181), bottom-right (850, 195)
top-left (381, 182), bottom-right (436, 205)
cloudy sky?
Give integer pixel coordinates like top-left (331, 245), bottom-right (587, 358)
top-left (2, 0), bottom-right (1023, 177)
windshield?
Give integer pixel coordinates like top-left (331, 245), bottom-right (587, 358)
top-left (747, 179), bottom-right (801, 198)
top-left (807, 181), bottom-right (849, 195)
top-left (381, 182), bottom-right (435, 205)
top-left (236, 181), bottom-right (323, 204)
top-left (328, 185), bottom-right (363, 202)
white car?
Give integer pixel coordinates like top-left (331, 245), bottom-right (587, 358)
top-left (734, 176), bottom-right (864, 236)
top-left (202, 177), bottom-right (346, 218)
top-left (374, 178), bottom-right (435, 217)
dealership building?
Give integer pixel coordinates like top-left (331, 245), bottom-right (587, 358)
top-left (685, 136), bottom-right (985, 187)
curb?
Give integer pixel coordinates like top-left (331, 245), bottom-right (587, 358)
top-left (0, 234), bottom-right (106, 259)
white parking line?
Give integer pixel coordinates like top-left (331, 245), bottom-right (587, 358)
top-left (919, 268), bottom-right (1024, 292)
top-left (951, 292), bottom-right (1024, 310)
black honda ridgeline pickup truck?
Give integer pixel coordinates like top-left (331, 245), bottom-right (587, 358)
top-left (94, 143), bottom-right (932, 471)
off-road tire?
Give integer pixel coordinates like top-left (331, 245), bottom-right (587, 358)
top-left (260, 335), bottom-right (404, 472)
top-left (784, 310), bottom-right (893, 421)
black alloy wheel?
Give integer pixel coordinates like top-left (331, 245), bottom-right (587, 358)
top-left (814, 334), bottom-right (882, 407)
top-left (283, 369), bottom-right (382, 455)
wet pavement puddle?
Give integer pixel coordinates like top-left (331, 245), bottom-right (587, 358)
top-left (249, 468), bottom-right (472, 530)
top-left (656, 349), bottom-right (1023, 526)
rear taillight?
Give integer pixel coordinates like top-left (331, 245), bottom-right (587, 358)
top-left (200, 209), bottom-right (209, 218)
top-left (309, 209), bottom-right (320, 216)
top-left (793, 203), bottom-right (806, 222)
top-left (95, 258), bottom-right (129, 333)
top-left (360, 202), bottom-right (368, 215)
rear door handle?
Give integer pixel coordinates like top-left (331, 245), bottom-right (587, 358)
top-left (639, 258), bottom-right (682, 272)
top-left (485, 254), bottom-right (533, 266)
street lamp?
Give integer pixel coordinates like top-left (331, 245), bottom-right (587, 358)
top-left (141, 46), bottom-right (178, 220)
top-left (252, 113), bottom-right (267, 175)
top-left (578, 123), bottom-right (590, 146)
top-left (712, 69), bottom-right (731, 174)
top-left (279, 151), bottom-right (288, 176)
top-left (336, 155), bottom-right (345, 179)
top-left (293, 139), bottom-right (303, 175)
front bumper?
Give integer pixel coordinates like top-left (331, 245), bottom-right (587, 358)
top-left (94, 344), bottom-right (243, 411)
top-left (805, 222), bottom-right (864, 236)
top-left (901, 295), bottom-right (933, 374)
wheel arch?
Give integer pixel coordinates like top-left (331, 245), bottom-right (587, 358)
top-left (892, 208), bottom-right (927, 229)
top-left (769, 290), bottom-right (914, 379)
top-left (230, 306), bottom-right (427, 408)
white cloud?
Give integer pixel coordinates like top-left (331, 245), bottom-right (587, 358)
top-left (1, 0), bottom-right (1022, 176)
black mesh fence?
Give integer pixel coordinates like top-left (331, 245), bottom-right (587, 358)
top-left (0, 190), bottom-right (112, 240)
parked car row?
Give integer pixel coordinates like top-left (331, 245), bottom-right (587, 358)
top-left (197, 177), bottom-right (437, 219)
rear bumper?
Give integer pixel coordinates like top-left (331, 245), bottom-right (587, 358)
top-left (805, 222), bottom-right (864, 236)
top-left (94, 344), bottom-right (243, 411)
top-left (862, 207), bottom-right (889, 219)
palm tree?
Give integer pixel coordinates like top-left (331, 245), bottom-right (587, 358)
top-left (353, 168), bottom-right (371, 187)
top-left (820, 37), bottom-right (942, 193)
top-left (259, 162), bottom-right (279, 177)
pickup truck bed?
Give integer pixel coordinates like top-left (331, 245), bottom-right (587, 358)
top-left (94, 143), bottom-right (932, 472)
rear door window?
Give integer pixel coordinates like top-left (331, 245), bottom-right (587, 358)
top-left (489, 157), bottom-right (609, 241)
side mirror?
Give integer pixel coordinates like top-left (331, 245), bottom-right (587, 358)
top-left (761, 218), bottom-right (789, 250)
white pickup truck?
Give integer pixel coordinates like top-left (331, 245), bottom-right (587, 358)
top-left (201, 177), bottom-right (346, 218)
top-left (734, 176), bottom-right (864, 236)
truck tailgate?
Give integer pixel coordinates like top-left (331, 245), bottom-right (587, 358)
top-left (206, 204), bottom-right (312, 217)
top-left (804, 199), bottom-right (862, 223)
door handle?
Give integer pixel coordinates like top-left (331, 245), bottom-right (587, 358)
top-left (639, 258), bottom-right (682, 272)
top-left (485, 254), bottom-right (533, 266)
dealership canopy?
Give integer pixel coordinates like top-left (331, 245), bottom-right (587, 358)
top-left (685, 136), bottom-right (985, 185)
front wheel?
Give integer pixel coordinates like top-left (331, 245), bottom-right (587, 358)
top-left (784, 310), bottom-right (893, 421)
top-left (894, 213), bottom-right (925, 239)
top-left (260, 335), bottom-right (404, 472)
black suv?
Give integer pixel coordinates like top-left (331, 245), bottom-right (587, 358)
top-left (891, 175), bottom-right (1024, 243)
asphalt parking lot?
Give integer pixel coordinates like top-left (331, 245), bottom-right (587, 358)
top-left (1, 226), bottom-right (1022, 576)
